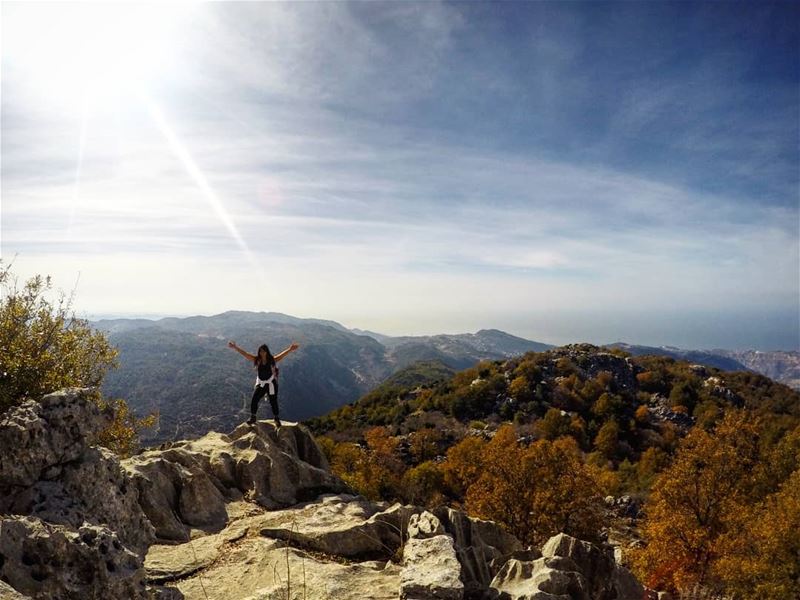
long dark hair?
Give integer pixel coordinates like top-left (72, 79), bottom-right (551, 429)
top-left (254, 344), bottom-right (275, 367)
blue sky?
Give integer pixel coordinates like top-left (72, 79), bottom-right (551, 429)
top-left (2, 2), bottom-right (798, 350)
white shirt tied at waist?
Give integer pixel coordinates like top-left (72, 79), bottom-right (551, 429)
top-left (255, 373), bottom-right (276, 395)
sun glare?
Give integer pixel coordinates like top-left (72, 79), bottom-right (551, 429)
top-left (3, 2), bottom-right (189, 110)
top-left (4, 3), bottom-right (259, 269)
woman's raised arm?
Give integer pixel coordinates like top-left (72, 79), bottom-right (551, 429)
top-left (275, 342), bottom-right (300, 362)
top-left (228, 341), bottom-right (256, 361)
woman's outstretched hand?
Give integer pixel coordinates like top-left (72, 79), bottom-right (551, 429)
top-left (290, 342), bottom-right (300, 352)
top-left (228, 341), bottom-right (237, 349)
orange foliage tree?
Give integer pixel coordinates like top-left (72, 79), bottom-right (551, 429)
top-left (713, 468), bottom-right (800, 599)
top-left (464, 425), bottom-right (603, 546)
top-left (631, 411), bottom-right (762, 593)
top-left (441, 434), bottom-right (487, 501)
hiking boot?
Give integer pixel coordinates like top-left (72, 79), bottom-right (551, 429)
top-left (247, 415), bottom-right (257, 425)
top-left (274, 417), bottom-right (282, 429)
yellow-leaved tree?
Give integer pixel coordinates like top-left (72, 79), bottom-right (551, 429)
top-left (713, 468), bottom-right (800, 599)
top-left (631, 411), bottom-right (762, 593)
top-left (464, 424), bottom-right (603, 546)
top-left (0, 262), bottom-right (154, 457)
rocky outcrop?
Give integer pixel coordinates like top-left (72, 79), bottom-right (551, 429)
top-left (0, 389), bottom-right (111, 490)
top-left (549, 345), bottom-right (641, 391)
top-left (489, 533), bottom-right (644, 600)
top-left (0, 389), bottom-right (154, 598)
top-left (123, 421), bottom-right (347, 542)
top-left (0, 580), bottom-right (31, 599)
top-left (1, 388), bottom-right (649, 600)
top-left (647, 394), bottom-right (694, 431)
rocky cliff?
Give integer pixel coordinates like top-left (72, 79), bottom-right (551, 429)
top-left (0, 389), bottom-right (646, 599)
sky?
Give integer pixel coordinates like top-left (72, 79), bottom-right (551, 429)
top-left (2, 1), bottom-right (798, 350)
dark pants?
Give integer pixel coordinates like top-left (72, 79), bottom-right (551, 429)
top-left (251, 380), bottom-right (279, 418)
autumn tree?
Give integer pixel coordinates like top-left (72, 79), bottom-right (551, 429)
top-left (0, 263), bottom-right (152, 456)
top-left (409, 427), bottom-right (444, 463)
top-left (326, 427), bottom-right (408, 501)
top-left (669, 379), bottom-right (699, 412)
top-left (328, 441), bottom-right (373, 496)
top-left (714, 469), bottom-right (800, 599)
top-left (508, 375), bottom-right (533, 403)
top-left (0, 264), bottom-right (117, 412)
top-left (441, 434), bottom-right (486, 500)
top-left (592, 392), bottom-right (623, 419)
top-left (465, 425), bottom-right (603, 546)
top-left (95, 396), bottom-right (157, 458)
top-left (536, 407), bottom-right (571, 440)
top-left (362, 426), bottom-right (405, 499)
top-left (401, 461), bottom-right (445, 506)
top-left (593, 419), bottom-right (620, 459)
top-left (631, 411), bottom-right (763, 593)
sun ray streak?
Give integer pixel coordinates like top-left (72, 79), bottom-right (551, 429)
top-left (136, 89), bottom-right (261, 274)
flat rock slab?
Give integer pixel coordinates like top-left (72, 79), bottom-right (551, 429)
top-left (146, 519), bottom-right (250, 583)
top-left (256, 494), bottom-right (415, 559)
top-left (169, 536), bottom-right (402, 600)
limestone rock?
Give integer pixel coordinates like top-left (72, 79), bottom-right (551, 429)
top-left (400, 534), bottom-right (464, 600)
top-left (7, 446), bottom-right (154, 555)
top-left (408, 511), bottom-right (445, 539)
top-left (489, 533), bottom-right (643, 600)
top-left (257, 494), bottom-right (417, 559)
top-left (124, 456), bottom-right (192, 542)
top-left (490, 556), bottom-right (590, 600)
top-left (146, 519), bottom-right (249, 583)
top-left (434, 506), bottom-right (523, 594)
top-left (123, 421), bottom-right (346, 542)
top-left (178, 470), bottom-right (228, 527)
top-left (0, 389), bottom-right (155, 599)
top-left (0, 516), bottom-right (148, 600)
top-left (0, 580), bottom-right (32, 599)
top-left (167, 535), bottom-right (402, 600)
top-left (0, 388), bottom-right (111, 491)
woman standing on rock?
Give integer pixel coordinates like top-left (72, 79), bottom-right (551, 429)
top-left (227, 340), bottom-right (300, 427)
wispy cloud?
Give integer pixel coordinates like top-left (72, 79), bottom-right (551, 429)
top-left (2, 2), bottom-right (797, 349)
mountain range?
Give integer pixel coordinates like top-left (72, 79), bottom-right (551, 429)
top-left (94, 310), bottom-right (799, 444)
top-left (95, 311), bottom-right (548, 444)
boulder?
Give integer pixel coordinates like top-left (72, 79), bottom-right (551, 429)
top-left (489, 533), bottom-right (644, 600)
top-left (6, 446), bottom-right (154, 555)
top-left (434, 506), bottom-right (523, 593)
top-left (177, 470), bottom-right (228, 527)
top-left (0, 389), bottom-right (111, 492)
top-left (490, 556), bottom-right (590, 600)
top-left (401, 534), bottom-right (464, 600)
top-left (542, 534), bottom-right (643, 600)
top-left (146, 519), bottom-right (250, 583)
top-left (165, 535), bottom-right (403, 600)
top-left (0, 580), bottom-right (32, 599)
top-left (0, 516), bottom-right (148, 600)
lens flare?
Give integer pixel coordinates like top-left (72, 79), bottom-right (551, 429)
top-left (137, 90), bottom-right (259, 271)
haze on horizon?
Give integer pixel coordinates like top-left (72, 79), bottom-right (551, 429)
top-left (2, 2), bottom-right (798, 352)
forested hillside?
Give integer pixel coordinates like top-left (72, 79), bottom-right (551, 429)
top-left (308, 344), bottom-right (800, 598)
